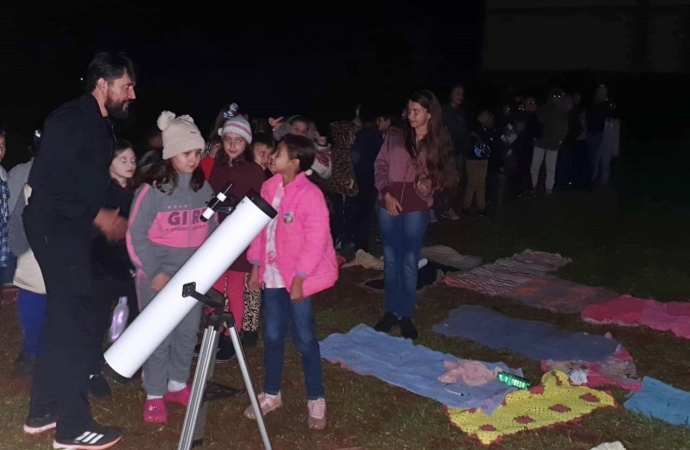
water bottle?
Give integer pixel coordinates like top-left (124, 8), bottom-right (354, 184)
top-left (109, 297), bottom-right (130, 343)
top-left (497, 372), bottom-right (532, 389)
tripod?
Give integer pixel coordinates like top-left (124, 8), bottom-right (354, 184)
top-left (178, 282), bottom-right (272, 450)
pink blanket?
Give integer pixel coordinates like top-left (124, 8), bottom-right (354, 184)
top-left (507, 275), bottom-right (618, 314)
top-left (581, 295), bottom-right (690, 340)
top-left (541, 343), bottom-right (642, 391)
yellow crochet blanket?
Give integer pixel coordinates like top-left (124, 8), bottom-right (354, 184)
top-left (447, 371), bottom-right (616, 445)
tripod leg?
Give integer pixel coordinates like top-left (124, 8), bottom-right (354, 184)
top-left (227, 325), bottom-right (272, 450)
top-left (178, 326), bottom-right (220, 450)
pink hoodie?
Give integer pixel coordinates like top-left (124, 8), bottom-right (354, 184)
top-left (247, 172), bottom-right (338, 297)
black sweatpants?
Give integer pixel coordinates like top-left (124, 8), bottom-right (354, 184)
top-left (347, 186), bottom-right (376, 253)
top-left (26, 225), bottom-right (100, 440)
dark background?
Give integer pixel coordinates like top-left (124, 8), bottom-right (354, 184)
top-left (2, 0), bottom-right (689, 176)
top-left (0, 1), bottom-right (484, 156)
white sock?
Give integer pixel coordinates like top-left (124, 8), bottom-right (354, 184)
top-left (168, 380), bottom-right (186, 392)
top-left (146, 395), bottom-right (163, 400)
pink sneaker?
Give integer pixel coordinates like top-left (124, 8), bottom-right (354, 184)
top-left (307, 398), bottom-right (327, 430)
top-left (164, 384), bottom-right (191, 406)
top-left (244, 392), bottom-right (283, 420)
top-left (143, 398), bottom-right (167, 423)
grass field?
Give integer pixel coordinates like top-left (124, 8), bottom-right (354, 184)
top-left (1, 152), bottom-right (690, 449)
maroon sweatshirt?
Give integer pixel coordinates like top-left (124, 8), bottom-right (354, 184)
top-left (208, 160), bottom-right (267, 272)
top-left (374, 127), bottom-right (433, 213)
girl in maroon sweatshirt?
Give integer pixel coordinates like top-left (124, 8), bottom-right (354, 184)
top-left (208, 115), bottom-right (267, 359)
top-left (374, 90), bottom-right (457, 339)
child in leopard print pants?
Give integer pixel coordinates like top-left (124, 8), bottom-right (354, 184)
top-left (242, 274), bottom-right (262, 346)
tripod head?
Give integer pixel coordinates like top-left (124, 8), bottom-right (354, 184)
top-left (201, 182), bottom-right (238, 222)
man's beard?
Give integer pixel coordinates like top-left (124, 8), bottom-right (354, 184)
top-left (105, 96), bottom-right (132, 119)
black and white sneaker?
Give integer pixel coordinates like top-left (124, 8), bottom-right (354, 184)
top-left (53, 424), bottom-right (122, 449)
top-left (23, 413), bottom-right (57, 434)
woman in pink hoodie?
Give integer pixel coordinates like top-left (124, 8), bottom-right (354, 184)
top-left (374, 90), bottom-right (457, 339)
top-left (244, 134), bottom-right (338, 430)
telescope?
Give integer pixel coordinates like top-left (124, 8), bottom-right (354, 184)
top-left (103, 189), bottom-right (276, 449)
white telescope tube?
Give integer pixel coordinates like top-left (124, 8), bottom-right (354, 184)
top-left (104, 192), bottom-right (276, 378)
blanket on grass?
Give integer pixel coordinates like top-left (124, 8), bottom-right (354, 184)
top-left (319, 324), bottom-right (522, 414)
top-left (433, 305), bottom-right (619, 361)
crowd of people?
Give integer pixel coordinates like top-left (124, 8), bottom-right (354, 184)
top-left (0, 50), bottom-right (621, 449)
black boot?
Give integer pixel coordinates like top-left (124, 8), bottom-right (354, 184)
top-left (374, 312), bottom-right (400, 333)
top-left (215, 334), bottom-right (236, 363)
top-left (241, 330), bottom-right (259, 348)
top-left (400, 317), bottom-right (418, 340)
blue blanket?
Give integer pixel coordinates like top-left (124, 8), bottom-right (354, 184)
top-left (432, 305), bottom-right (619, 361)
top-left (624, 377), bottom-right (690, 426)
top-left (319, 324), bottom-right (522, 414)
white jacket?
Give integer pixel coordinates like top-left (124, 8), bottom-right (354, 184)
top-left (13, 184), bottom-right (46, 294)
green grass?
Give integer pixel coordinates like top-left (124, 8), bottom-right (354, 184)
top-left (2, 165), bottom-right (690, 449)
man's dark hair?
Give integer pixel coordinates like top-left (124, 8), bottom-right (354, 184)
top-left (85, 51), bottom-right (137, 92)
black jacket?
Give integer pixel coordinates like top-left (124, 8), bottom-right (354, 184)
top-left (442, 105), bottom-right (470, 157)
top-left (92, 180), bottom-right (134, 281)
top-left (351, 127), bottom-right (384, 190)
top-left (25, 94), bottom-right (115, 236)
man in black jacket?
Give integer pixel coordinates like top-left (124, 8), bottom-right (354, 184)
top-left (22, 52), bottom-right (136, 450)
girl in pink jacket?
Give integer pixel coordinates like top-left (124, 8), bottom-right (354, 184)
top-left (244, 134), bottom-right (338, 431)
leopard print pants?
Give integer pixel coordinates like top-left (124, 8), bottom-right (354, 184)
top-left (242, 273), bottom-right (262, 332)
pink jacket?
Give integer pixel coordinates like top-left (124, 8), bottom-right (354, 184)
top-left (247, 172), bottom-right (338, 297)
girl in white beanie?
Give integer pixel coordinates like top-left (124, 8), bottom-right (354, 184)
top-left (127, 111), bottom-right (217, 423)
top-left (206, 113), bottom-right (267, 358)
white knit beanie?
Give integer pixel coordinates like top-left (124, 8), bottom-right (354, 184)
top-left (157, 111), bottom-right (206, 160)
top-left (218, 116), bottom-right (252, 144)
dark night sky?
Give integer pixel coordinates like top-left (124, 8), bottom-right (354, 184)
top-left (0, 1), bottom-right (484, 149)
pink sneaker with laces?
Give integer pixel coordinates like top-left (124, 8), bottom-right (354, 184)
top-left (244, 392), bottom-right (283, 419)
top-left (307, 398), bottom-right (327, 430)
top-left (164, 384), bottom-right (191, 406)
top-left (143, 398), bottom-right (167, 423)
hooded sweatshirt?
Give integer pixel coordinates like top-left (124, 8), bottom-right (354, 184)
top-left (127, 173), bottom-right (217, 280)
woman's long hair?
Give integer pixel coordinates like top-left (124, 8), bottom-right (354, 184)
top-left (403, 89), bottom-right (458, 192)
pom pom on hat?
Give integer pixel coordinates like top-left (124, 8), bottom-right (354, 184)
top-left (158, 111), bottom-right (206, 160)
top-left (157, 111), bottom-right (177, 131)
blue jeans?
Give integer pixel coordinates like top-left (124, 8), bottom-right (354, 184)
top-left (17, 289), bottom-right (48, 357)
top-left (262, 288), bottom-right (324, 400)
top-left (378, 209), bottom-right (429, 318)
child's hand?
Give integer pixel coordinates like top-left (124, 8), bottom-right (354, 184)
top-left (247, 266), bottom-right (261, 292)
top-left (268, 117), bottom-right (284, 129)
top-left (383, 192), bottom-right (403, 216)
top-left (290, 276), bottom-right (304, 303)
top-left (151, 272), bottom-right (171, 291)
